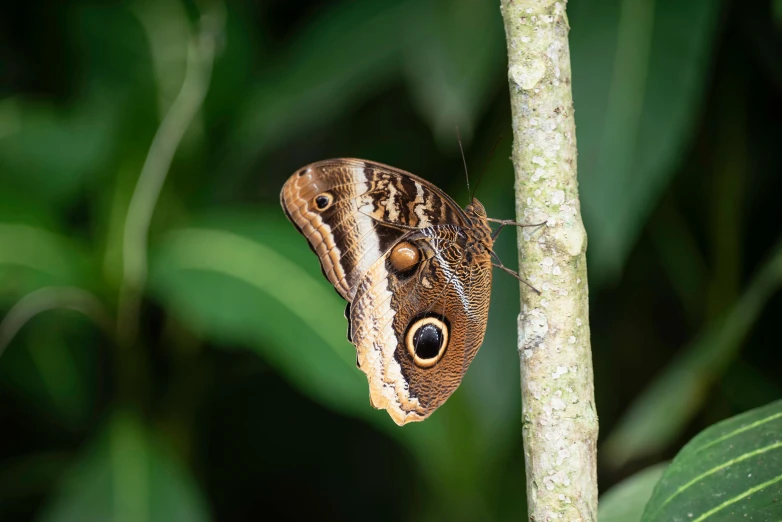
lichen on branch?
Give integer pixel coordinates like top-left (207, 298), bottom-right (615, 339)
top-left (499, 0), bottom-right (599, 520)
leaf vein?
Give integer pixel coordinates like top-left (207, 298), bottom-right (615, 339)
top-left (692, 472), bottom-right (782, 522)
top-left (694, 412), bottom-right (782, 453)
top-left (660, 441), bottom-right (782, 510)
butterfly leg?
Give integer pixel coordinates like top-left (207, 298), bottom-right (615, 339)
top-left (490, 251), bottom-right (541, 295)
top-left (487, 218), bottom-right (546, 240)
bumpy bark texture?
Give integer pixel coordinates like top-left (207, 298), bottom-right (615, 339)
top-left (499, 1), bottom-right (598, 520)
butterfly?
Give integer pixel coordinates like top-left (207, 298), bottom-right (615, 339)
top-left (280, 158), bottom-right (536, 425)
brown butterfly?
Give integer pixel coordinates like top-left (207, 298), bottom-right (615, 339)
top-left (280, 158), bottom-right (536, 425)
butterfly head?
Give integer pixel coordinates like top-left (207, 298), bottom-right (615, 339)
top-left (464, 198), bottom-right (487, 218)
top-left (463, 198), bottom-right (492, 250)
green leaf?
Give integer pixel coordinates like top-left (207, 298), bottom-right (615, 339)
top-left (221, 0), bottom-right (420, 176)
top-left (0, 315), bottom-right (97, 427)
top-left (0, 224), bottom-right (95, 304)
top-left (642, 399), bottom-right (782, 521)
top-left (599, 463), bottom-right (668, 522)
top-left (70, 3), bottom-right (157, 97)
top-left (603, 242), bottom-right (782, 467)
top-left (39, 413), bottom-right (209, 522)
top-left (0, 225), bottom-right (102, 425)
top-left (0, 95), bottom-right (117, 207)
top-left (148, 214), bottom-right (370, 421)
top-left (403, 0), bottom-right (505, 147)
top-left (569, 0), bottom-right (723, 283)
top-left (220, 0), bottom-right (505, 179)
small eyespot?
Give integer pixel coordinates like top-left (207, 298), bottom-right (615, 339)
top-left (389, 241), bottom-right (421, 274)
top-left (314, 192), bottom-right (333, 210)
top-left (298, 169), bottom-right (307, 177)
top-left (405, 316), bottom-right (449, 368)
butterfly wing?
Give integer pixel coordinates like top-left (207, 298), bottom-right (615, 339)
top-left (281, 158), bottom-right (492, 425)
top-left (349, 226), bottom-right (492, 425)
top-left (280, 158), bottom-right (470, 300)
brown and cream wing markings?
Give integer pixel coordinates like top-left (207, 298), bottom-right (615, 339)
top-left (281, 158), bottom-right (494, 425)
top-left (350, 225), bottom-right (492, 424)
top-left (280, 159), bottom-right (469, 299)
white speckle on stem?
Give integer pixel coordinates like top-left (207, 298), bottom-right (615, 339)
top-left (563, 221), bottom-right (586, 256)
top-left (556, 448), bottom-right (571, 464)
top-left (509, 59), bottom-right (546, 90)
top-left (533, 156), bottom-right (548, 166)
top-left (520, 309), bottom-right (549, 351)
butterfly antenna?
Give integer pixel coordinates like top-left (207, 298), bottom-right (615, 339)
top-left (456, 126), bottom-right (470, 203)
top-left (471, 134), bottom-right (502, 201)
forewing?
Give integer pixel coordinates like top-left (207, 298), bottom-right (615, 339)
top-left (280, 159), bottom-right (469, 300)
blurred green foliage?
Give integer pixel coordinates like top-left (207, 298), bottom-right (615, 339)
top-left (0, 0), bottom-right (780, 521)
top-left (598, 463), bottom-right (668, 522)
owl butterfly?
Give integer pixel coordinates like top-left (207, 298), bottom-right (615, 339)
top-left (281, 158), bottom-right (536, 425)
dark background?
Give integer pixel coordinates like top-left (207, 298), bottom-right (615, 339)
top-left (0, 0), bottom-right (780, 520)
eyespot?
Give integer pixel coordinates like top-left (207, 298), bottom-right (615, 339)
top-left (405, 316), bottom-right (449, 368)
top-left (313, 192), bottom-right (333, 210)
top-left (389, 241), bottom-right (421, 274)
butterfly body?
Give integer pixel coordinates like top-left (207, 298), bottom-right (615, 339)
top-left (281, 159), bottom-right (494, 425)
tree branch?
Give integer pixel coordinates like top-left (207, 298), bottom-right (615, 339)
top-left (499, 1), bottom-right (598, 520)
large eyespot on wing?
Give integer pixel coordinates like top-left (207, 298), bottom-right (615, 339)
top-left (280, 159), bottom-right (470, 301)
top-left (348, 226), bottom-right (493, 425)
top-left (405, 314), bottom-right (450, 368)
